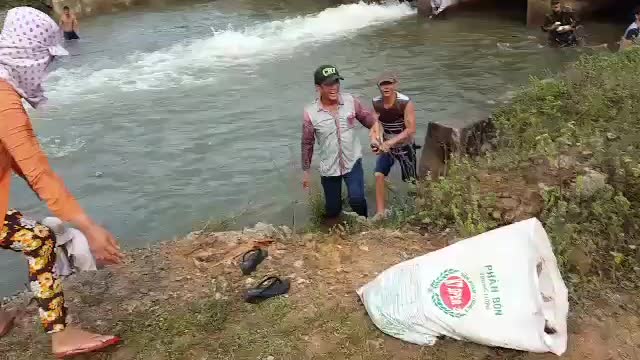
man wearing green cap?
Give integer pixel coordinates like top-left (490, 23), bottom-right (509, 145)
top-left (301, 65), bottom-right (376, 222)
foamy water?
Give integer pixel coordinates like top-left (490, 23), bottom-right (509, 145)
top-left (46, 2), bottom-right (414, 101)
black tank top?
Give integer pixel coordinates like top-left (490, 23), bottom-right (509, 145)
top-left (372, 92), bottom-right (411, 142)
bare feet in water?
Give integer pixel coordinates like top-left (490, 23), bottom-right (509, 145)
top-left (52, 327), bottom-right (120, 358)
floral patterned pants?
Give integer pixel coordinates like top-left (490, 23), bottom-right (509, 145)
top-left (0, 210), bottom-right (67, 333)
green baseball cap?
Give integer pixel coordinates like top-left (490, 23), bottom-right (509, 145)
top-left (314, 65), bottom-right (344, 85)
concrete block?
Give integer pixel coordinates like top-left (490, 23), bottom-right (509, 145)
top-left (418, 117), bottom-right (496, 178)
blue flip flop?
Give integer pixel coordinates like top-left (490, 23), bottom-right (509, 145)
top-left (244, 276), bottom-right (290, 304)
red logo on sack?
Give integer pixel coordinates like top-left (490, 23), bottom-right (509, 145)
top-left (439, 275), bottom-right (472, 311)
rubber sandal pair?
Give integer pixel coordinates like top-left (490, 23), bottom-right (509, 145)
top-left (240, 249), bottom-right (290, 303)
top-left (244, 276), bottom-right (290, 304)
top-left (54, 336), bottom-right (121, 359)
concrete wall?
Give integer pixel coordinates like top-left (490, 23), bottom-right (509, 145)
top-left (527, 0), bottom-right (548, 27)
top-left (416, 0), bottom-right (626, 27)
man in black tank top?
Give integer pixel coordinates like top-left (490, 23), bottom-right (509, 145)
top-left (369, 73), bottom-right (417, 220)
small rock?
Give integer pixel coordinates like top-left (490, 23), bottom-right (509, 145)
top-left (366, 339), bottom-right (384, 349)
top-left (491, 210), bottom-right (502, 220)
top-left (214, 292), bottom-right (222, 300)
top-left (503, 211), bottom-right (516, 222)
top-left (575, 169), bottom-right (608, 196)
top-left (185, 231), bottom-right (202, 241)
top-left (245, 278), bottom-right (255, 285)
top-left (293, 260), bottom-right (304, 268)
top-left (358, 245), bottom-right (369, 252)
top-left (296, 278), bottom-right (310, 285)
top-left (558, 155), bottom-right (576, 169)
top-left (94, 171), bottom-right (103, 178)
top-left (343, 211), bottom-right (369, 225)
top-left (265, 356), bottom-right (275, 360)
top-left (497, 197), bottom-right (519, 210)
top-left (244, 222), bottom-right (277, 237)
top-left (606, 132), bottom-right (618, 140)
top-left (280, 226), bottom-right (292, 237)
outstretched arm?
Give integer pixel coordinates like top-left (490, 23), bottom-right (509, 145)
top-left (301, 111), bottom-right (314, 188)
top-left (542, 15), bottom-right (558, 32)
top-left (0, 83), bottom-right (122, 263)
top-left (354, 98), bottom-right (376, 129)
top-left (369, 112), bottom-right (382, 146)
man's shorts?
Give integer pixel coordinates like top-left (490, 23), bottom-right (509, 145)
top-left (64, 31), bottom-right (79, 40)
top-left (374, 144), bottom-right (417, 182)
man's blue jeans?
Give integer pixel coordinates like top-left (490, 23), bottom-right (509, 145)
top-left (320, 158), bottom-right (368, 219)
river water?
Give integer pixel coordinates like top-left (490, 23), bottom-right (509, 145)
top-left (0, 0), bottom-right (625, 296)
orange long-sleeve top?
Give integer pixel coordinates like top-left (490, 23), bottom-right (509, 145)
top-left (0, 80), bottom-right (86, 225)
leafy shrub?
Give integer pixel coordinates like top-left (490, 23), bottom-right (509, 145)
top-left (414, 48), bottom-right (640, 287)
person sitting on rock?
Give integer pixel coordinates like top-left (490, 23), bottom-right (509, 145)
top-left (542, 0), bottom-right (578, 47)
top-left (620, 6), bottom-right (640, 51)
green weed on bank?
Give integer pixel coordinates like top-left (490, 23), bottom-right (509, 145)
top-left (414, 48), bottom-right (640, 289)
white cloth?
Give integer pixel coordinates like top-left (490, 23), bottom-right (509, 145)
top-left (41, 217), bottom-right (97, 277)
top-left (0, 7), bottom-right (68, 108)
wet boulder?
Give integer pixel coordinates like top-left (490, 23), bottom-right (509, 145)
top-left (418, 117), bottom-right (496, 178)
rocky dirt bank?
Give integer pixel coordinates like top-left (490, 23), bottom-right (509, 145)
top-left (1, 223), bottom-right (638, 360)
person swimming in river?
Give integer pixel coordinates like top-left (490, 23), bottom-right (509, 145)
top-left (542, 0), bottom-right (579, 47)
top-left (60, 6), bottom-right (80, 41)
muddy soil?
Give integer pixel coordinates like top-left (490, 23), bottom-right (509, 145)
top-left (1, 224), bottom-right (638, 360)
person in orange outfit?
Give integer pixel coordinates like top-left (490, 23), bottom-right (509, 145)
top-left (0, 7), bottom-right (123, 358)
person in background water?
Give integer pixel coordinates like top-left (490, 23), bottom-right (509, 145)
top-left (302, 65), bottom-right (376, 224)
top-left (60, 6), bottom-right (79, 40)
top-left (369, 73), bottom-right (417, 221)
top-left (620, 6), bottom-right (640, 51)
top-left (542, 0), bottom-right (578, 47)
top-left (0, 7), bottom-right (122, 358)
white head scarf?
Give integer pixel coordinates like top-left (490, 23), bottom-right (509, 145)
top-left (0, 7), bottom-right (69, 108)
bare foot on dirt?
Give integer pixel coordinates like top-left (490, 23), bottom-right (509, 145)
top-left (51, 327), bottom-right (120, 356)
top-left (0, 310), bottom-right (17, 337)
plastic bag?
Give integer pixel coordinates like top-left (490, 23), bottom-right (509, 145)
top-left (357, 218), bottom-right (568, 355)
